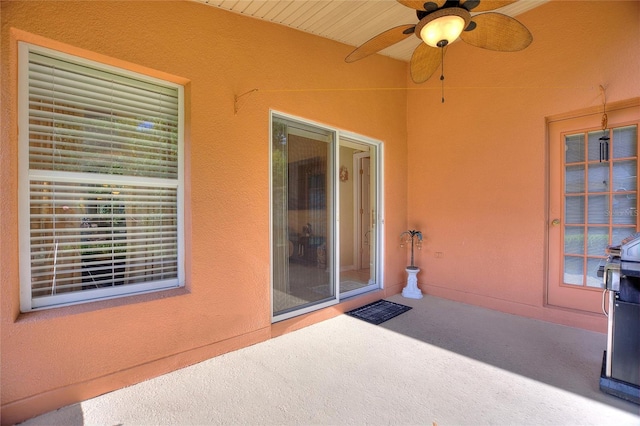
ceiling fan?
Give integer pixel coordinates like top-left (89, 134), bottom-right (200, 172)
top-left (345, 0), bottom-right (533, 85)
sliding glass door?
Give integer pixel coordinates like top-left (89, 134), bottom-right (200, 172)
top-left (271, 113), bottom-right (381, 322)
top-left (339, 139), bottom-right (378, 297)
top-left (272, 115), bottom-right (336, 319)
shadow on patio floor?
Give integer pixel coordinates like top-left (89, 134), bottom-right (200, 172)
top-left (20, 294), bottom-right (640, 425)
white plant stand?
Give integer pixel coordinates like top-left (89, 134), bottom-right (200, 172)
top-left (402, 266), bottom-right (423, 299)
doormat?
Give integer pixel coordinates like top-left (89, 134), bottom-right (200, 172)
top-left (345, 299), bottom-right (412, 325)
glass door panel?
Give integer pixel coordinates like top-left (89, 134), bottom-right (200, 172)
top-left (272, 115), bottom-right (336, 320)
top-left (613, 126), bottom-right (638, 158)
top-left (339, 140), bottom-right (378, 297)
top-left (561, 126), bottom-right (638, 293)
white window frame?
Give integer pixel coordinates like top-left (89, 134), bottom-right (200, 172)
top-left (269, 110), bottom-right (385, 322)
top-left (18, 42), bottom-right (185, 311)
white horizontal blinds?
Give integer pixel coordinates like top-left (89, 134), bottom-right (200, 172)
top-left (28, 52), bottom-right (179, 179)
top-left (26, 48), bottom-right (180, 304)
top-left (30, 181), bottom-right (178, 297)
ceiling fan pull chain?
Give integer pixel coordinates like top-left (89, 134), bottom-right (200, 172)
top-left (440, 47), bottom-right (445, 103)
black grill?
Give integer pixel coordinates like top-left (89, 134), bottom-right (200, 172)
top-left (598, 232), bottom-right (640, 405)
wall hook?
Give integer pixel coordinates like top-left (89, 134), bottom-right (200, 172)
top-left (234, 88), bottom-right (258, 115)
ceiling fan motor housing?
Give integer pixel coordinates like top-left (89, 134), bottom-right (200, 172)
top-left (414, 7), bottom-right (471, 48)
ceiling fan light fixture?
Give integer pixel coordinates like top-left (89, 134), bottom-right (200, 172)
top-left (415, 7), bottom-right (471, 48)
top-left (421, 15), bottom-right (465, 47)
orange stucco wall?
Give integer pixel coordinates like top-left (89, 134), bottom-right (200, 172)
top-left (407, 1), bottom-right (639, 329)
top-left (2, 0), bottom-right (640, 423)
top-left (1, 1), bottom-right (409, 423)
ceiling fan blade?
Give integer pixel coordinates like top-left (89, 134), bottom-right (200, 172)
top-left (410, 43), bottom-right (442, 83)
top-left (345, 24), bottom-right (416, 63)
top-left (460, 0), bottom-right (517, 12)
top-left (460, 13), bottom-right (532, 51)
top-left (397, 0), bottom-right (446, 11)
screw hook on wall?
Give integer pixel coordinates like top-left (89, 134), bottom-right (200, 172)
top-left (234, 88), bottom-right (258, 115)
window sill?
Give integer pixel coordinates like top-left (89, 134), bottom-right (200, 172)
top-left (15, 287), bottom-right (190, 324)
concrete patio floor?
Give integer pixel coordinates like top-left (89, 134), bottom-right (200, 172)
top-left (19, 294), bottom-right (640, 425)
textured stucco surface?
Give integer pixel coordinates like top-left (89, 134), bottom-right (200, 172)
top-left (1, 0), bottom-right (639, 424)
top-left (406, 0), bottom-right (639, 327)
top-left (1, 1), bottom-right (408, 423)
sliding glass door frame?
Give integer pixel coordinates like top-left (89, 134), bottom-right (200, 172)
top-left (269, 111), bottom-right (384, 323)
top-left (339, 131), bottom-right (384, 300)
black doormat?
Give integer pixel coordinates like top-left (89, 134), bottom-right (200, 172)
top-left (345, 299), bottom-right (412, 325)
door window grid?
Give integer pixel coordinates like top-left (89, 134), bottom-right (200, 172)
top-left (563, 125), bottom-right (638, 289)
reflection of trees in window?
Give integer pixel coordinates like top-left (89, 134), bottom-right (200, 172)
top-left (29, 181), bottom-right (84, 298)
top-left (78, 114), bottom-right (178, 178)
top-left (29, 182), bottom-right (179, 297)
top-left (81, 194), bottom-right (126, 289)
top-left (29, 105), bottom-right (178, 178)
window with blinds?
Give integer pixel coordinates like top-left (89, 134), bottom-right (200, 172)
top-left (18, 43), bottom-right (184, 311)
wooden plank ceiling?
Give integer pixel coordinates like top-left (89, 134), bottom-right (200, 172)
top-left (194, 0), bottom-right (548, 62)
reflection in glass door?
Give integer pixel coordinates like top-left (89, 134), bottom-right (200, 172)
top-left (272, 115), bottom-right (336, 320)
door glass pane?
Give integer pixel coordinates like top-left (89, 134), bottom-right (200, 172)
top-left (564, 226), bottom-right (584, 254)
top-left (588, 131), bottom-right (604, 161)
top-left (565, 165), bottom-right (584, 193)
top-left (587, 227), bottom-right (609, 256)
top-left (587, 163), bottom-right (609, 192)
top-left (586, 258), bottom-right (604, 288)
top-left (564, 256), bottom-right (583, 285)
top-left (565, 133), bottom-right (584, 163)
top-left (339, 140), bottom-right (377, 295)
top-left (613, 227), bottom-right (636, 245)
top-left (588, 195), bottom-right (609, 224)
top-left (565, 196), bottom-right (584, 224)
top-left (272, 116), bottom-right (335, 318)
top-left (612, 194), bottom-right (637, 225)
top-left (613, 160), bottom-right (637, 192)
top-left (612, 126), bottom-right (637, 159)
